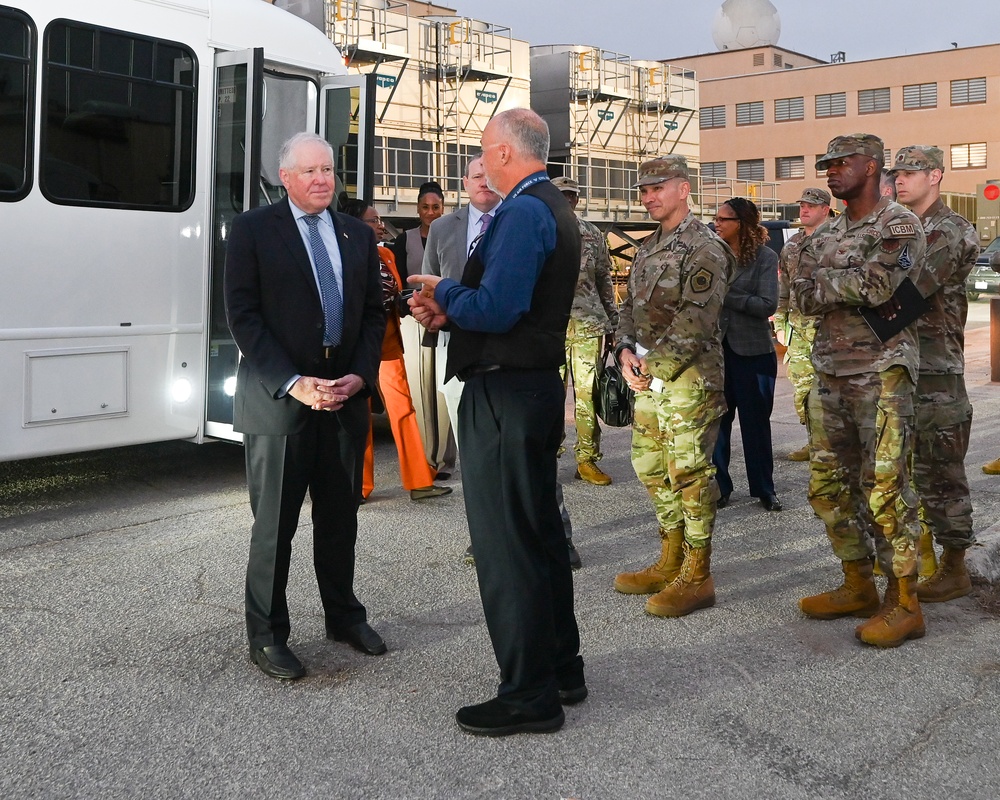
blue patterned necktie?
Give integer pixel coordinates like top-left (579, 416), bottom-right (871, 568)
top-left (304, 214), bottom-right (343, 346)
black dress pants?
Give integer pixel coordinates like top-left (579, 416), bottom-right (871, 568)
top-left (244, 399), bottom-right (369, 649)
top-left (459, 368), bottom-right (584, 714)
top-left (713, 340), bottom-right (777, 499)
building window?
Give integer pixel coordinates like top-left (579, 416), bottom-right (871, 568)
top-left (951, 77), bottom-right (987, 105)
top-left (700, 105), bottom-right (726, 129)
top-left (753, 52), bottom-right (764, 66)
top-left (737, 159), bottom-right (765, 182)
top-left (775, 156), bottom-right (805, 180)
top-left (858, 87), bottom-right (891, 114)
top-left (815, 92), bottom-right (846, 118)
top-left (701, 161), bottom-right (726, 179)
top-left (951, 142), bottom-right (987, 170)
top-left (735, 101), bottom-right (764, 126)
top-left (903, 82), bottom-right (937, 109)
top-left (774, 96), bottom-right (804, 122)
top-left (42, 21), bottom-right (196, 209)
top-left (0, 7), bottom-right (33, 202)
top-left (773, 53), bottom-right (783, 67)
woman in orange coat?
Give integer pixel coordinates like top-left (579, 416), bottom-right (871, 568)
top-left (342, 199), bottom-right (451, 502)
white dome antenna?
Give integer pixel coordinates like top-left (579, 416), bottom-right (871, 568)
top-left (711, 0), bottom-right (781, 51)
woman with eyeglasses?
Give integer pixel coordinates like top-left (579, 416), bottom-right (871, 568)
top-left (343, 199), bottom-right (451, 503)
top-left (711, 197), bottom-right (782, 512)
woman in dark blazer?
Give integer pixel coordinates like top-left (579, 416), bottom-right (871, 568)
top-left (712, 197), bottom-right (782, 511)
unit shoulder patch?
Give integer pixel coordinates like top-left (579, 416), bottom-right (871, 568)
top-left (886, 222), bottom-right (917, 238)
top-left (688, 267), bottom-right (715, 294)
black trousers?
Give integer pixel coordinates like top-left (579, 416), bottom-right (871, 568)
top-left (244, 399), bottom-right (369, 649)
top-left (459, 369), bottom-right (583, 714)
top-left (713, 340), bottom-right (777, 498)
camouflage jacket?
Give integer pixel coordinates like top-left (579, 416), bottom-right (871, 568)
top-left (775, 228), bottom-right (820, 341)
top-left (568, 217), bottom-right (619, 341)
top-left (909, 200), bottom-right (978, 375)
top-left (792, 197), bottom-right (926, 380)
top-left (617, 212), bottom-right (734, 391)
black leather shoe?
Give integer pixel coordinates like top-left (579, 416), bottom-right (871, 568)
top-left (760, 493), bottom-right (783, 512)
top-left (328, 622), bottom-right (387, 655)
top-left (249, 644), bottom-right (305, 681)
top-left (558, 683), bottom-right (588, 705)
top-left (717, 493), bottom-right (731, 509)
top-left (567, 540), bottom-right (582, 570)
top-left (456, 697), bottom-right (565, 737)
top-left (410, 485), bottom-right (453, 501)
top-left (463, 544), bottom-right (475, 565)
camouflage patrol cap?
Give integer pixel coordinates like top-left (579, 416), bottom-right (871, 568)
top-left (551, 176), bottom-right (580, 193)
top-left (816, 134), bottom-right (885, 169)
top-left (799, 187), bottom-right (832, 206)
top-left (890, 145), bottom-right (945, 173)
top-left (634, 155), bottom-right (690, 187)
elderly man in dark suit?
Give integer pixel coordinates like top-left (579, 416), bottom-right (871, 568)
top-left (225, 131), bottom-right (387, 681)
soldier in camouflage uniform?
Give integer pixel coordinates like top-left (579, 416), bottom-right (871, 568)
top-left (891, 145), bottom-right (978, 602)
top-left (552, 176), bottom-right (620, 486)
top-left (792, 134), bottom-right (927, 648)
top-left (613, 156), bottom-right (734, 618)
top-left (774, 188), bottom-right (832, 461)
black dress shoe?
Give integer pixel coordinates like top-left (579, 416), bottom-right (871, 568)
top-left (567, 540), bottom-right (582, 570)
top-left (760, 493), bottom-right (783, 512)
top-left (328, 621), bottom-right (387, 655)
top-left (717, 493), bottom-right (731, 509)
top-left (456, 697), bottom-right (565, 737)
top-left (558, 683), bottom-right (588, 705)
top-left (249, 644), bottom-right (305, 681)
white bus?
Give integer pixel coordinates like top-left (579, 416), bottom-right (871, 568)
top-left (0, 0), bottom-right (373, 461)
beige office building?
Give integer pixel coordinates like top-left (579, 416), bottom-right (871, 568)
top-left (672, 44), bottom-right (1000, 241)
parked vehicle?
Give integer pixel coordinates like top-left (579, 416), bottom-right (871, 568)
top-left (967, 237), bottom-right (1000, 301)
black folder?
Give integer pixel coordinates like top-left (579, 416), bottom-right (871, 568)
top-left (858, 277), bottom-right (931, 343)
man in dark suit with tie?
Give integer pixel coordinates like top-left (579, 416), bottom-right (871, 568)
top-left (225, 132), bottom-right (387, 681)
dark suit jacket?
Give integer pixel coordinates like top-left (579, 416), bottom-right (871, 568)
top-left (224, 197), bottom-right (386, 435)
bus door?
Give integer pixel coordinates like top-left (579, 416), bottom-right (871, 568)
top-left (320, 73), bottom-right (376, 202)
top-left (205, 54), bottom-right (373, 440)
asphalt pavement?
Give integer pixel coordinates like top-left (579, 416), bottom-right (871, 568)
top-left (2, 310), bottom-right (999, 800)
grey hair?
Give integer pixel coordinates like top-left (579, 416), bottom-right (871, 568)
top-left (491, 108), bottom-right (550, 163)
top-left (278, 132), bottom-right (334, 171)
top-left (464, 152), bottom-right (484, 177)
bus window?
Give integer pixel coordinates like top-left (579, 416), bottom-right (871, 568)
top-left (0, 6), bottom-right (34, 200)
top-left (40, 21), bottom-right (196, 210)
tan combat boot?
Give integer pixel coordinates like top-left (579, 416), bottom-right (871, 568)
top-left (575, 461), bottom-right (612, 486)
top-left (786, 444), bottom-right (809, 462)
top-left (857, 575), bottom-right (926, 647)
top-left (614, 528), bottom-right (684, 594)
top-left (854, 573), bottom-right (899, 640)
top-left (799, 558), bottom-right (880, 620)
top-left (982, 458), bottom-right (1000, 475)
top-left (918, 529), bottom-right (938, 578)
top-left (645, 543), bottom-right (716, 617)
top-left (917, 546), bottom-right (972, 603)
